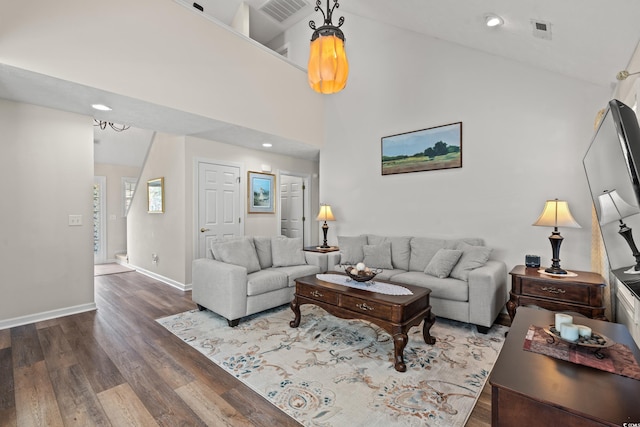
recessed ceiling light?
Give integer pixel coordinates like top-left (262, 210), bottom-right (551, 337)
top-left (91, 104), bottom-right (112, 111)
top-left (485, 14), bottom-right (504, 28)
top-left (262, 143), bottom-right (273, 148)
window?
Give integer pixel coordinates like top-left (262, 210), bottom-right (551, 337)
top-left (122, 177), bottom-right (138, 216)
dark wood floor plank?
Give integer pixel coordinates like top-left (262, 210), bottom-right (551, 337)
top-left (175, 380), bottom-right (254, 427)
top-left (14, 360), bottom-right (64, 427)
top-left (10, 324), bottom-right (44, 369)
top-left (47, 364), bottom-right (111, 426)
top-left (0, 329), bottom-right (11, 350)
top-left (223, 386), bottom-right (301, 427)
top-left (37, 325), bottom-right (77, 372)
top-left (0, 348), bottom-right (15, 411)
top-left (97, 383), bottom-right (159, 427)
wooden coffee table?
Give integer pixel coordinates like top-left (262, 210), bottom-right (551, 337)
top-left (290, 273), bottom-right (435, 372)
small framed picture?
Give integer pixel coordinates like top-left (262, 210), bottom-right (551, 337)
top-left (248, 171), bottom-right (275, 214)
top-left (147, 177), bottom-right (164, 213)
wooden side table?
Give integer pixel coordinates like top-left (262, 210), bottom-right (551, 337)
top-left (507, 265), bottom-right (606, 321)
top-left (303, 246), bottom-right (339, 253)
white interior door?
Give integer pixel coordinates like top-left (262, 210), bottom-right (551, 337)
top-left (279, 173), bottom-right (310, 246)
top-left (197, 161), bottom-right (242, 259)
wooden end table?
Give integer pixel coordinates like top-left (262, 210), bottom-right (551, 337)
top-left (489, 306), bottom-right (640, 426)
top-left (290, 274), bottom-right (435, 372)
top-left (507, 265), bottom-right (606, 321)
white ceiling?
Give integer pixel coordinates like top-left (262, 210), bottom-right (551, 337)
top-left (2, 0), bottom-right (640, 165)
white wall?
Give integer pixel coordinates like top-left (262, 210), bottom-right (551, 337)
top-left (127, 133), bottom-right (187, 285)
top-left (94, 163), bottom-right (141, 261)
top-left (0, 99), bottom-right (95, 328)
top-left (282, 13), bottom-right (610, 276)
top-left (0, 0), bottom-right (324, 149)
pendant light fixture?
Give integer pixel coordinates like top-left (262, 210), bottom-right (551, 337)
top-left (307, 0), bottom-right (349, 94)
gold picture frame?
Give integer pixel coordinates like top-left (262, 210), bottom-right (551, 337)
top-left (147, 177), bottom-right (164, 213)
top-left (248, 171), bottom-right (275, 214)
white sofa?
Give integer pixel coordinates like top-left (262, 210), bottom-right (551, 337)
top-left (192, 236), bottom-right (327, 326)
top-left (328, 235), bottom-right (508, 333)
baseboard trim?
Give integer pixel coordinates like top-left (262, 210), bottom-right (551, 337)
top-left (0, 302), bottom-right (97, 331)
top-left (133, 266), bottom-right (192, 292)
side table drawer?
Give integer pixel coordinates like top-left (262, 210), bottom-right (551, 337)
top-left (520, 278), bottom-right (589, 305)
top-left (297, 283), bottom-right (339, 305)
top-left (341, 295), bottom-right (392, 320)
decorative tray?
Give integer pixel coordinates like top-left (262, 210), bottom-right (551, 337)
top-left (544, 325), bottom-right (615, 349)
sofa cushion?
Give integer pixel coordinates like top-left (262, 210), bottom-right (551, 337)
top-left (367, 235), bottom-right (411, 271)
top-left (449, 243), bottom-right (492, 281)
top-left (247, 270), bottom-right (288, 296)
top-left (253, 236), bottom-right (273, 269)
top-left (268, 264), bottom-right (321, 287)
top-left (271, 236), bottom-right (306, 267)
top-left (362, 242), bottom-right (394, 269)
top-left (425, 249), bottom-right (463, 278)
top-left (392, 271), bottom-right (468, 302)
top-left (409, 237), bottom-right (446, 272)
top-left (212, 237), bottom-right (261, 273)
top-left (338, 235), bottom-right (367, 264)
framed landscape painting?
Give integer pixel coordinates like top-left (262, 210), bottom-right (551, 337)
top-left (248, 171), bottom-right (275, 214)
top-left (381, 122), bottom-right (462, 175)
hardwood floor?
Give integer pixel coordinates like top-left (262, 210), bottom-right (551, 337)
top-left (0, 271), bottom-right (504, 426)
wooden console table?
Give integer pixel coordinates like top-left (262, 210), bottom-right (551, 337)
top-left (507, 265), bottom-right (606, 321)
top-left (489, 306), bottom-right (640, 426)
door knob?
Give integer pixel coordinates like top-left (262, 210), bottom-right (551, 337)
top-left (200, 228), bottom-right (210, 233)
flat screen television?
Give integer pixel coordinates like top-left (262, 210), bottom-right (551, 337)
top-left (584, 99), bottom-right (640, 299)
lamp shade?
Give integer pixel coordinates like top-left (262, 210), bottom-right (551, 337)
top-left (316, 205), bottom-right (335, 222)
top-left (308, 32), bottom-right (349, 94)
top-left (532, 199), bottom-right (581, 228)
top-left (597, 190), bottom-right (640, 225)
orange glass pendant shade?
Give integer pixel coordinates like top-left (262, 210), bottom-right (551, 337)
top-left (308, 33), bottom-right (349, 94)
top-left (307, 0), bottom-right (348, 94)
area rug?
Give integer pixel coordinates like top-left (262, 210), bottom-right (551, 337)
top-left (157, 305), bottom-right (508, 427)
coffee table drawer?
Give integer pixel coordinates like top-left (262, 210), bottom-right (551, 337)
top-left (520, 278), bottom-right (589, 305)
top-left (341, 294), bottom-right (392, 319)
top-left (296, 282), bottom-right (339, 305)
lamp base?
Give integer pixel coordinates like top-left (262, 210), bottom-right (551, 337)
top-left (544, 266), bottom-right (567, 275)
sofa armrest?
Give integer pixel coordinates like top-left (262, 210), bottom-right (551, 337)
top-left (192, 258), bottom-right (248, 321)
top-left (304, 252), bottom-right (328, 273)
top-left (468, 260), bottom-right (508, 328)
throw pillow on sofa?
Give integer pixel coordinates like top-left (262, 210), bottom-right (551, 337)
top-left (253, 236), bottom-right (273, 269)
top-left (409, 237), bottom-right (446, 272)
top-left (212, 237), bottom-right (261, 273)
top-left (362, 242), bottom-right (394, 269)
top-left (425, 248), bottom-right (463, 278)
top-left (338, 235), bottom-right (368, 264)
top-left (449, 242), bottom-right (492, 281)
top-left (271, 236), bottom-right (306, 267)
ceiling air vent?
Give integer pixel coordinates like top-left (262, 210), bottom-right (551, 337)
top-left (531, 19), bottom-right (552, 40)
top-left (260, 0), bottom-right (308, 23)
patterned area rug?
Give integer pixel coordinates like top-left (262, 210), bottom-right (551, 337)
top-left (157, 305), bottom-right (507, 426)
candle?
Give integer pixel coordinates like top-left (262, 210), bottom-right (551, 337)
top-left (561, 324), bottom-right (580, 341)
top-left (555, 313), bottom-right (573, 331)
top-left (577, 325), bottom-right (592, 338)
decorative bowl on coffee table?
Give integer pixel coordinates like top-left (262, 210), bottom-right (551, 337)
top-left (343, 265), bottom-right (382, 283)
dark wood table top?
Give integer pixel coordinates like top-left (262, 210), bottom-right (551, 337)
top-left (489, 306), bottom-right (640, 425)
top-left (295, 273), bottom-right (431, 305)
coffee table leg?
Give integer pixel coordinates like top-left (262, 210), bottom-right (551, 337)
top-left (289, 296), bottom-right (301, 328)
top-left (393, 332), bottom-right (408, 372)
top-left (423, 311), bottom-right (436, 345)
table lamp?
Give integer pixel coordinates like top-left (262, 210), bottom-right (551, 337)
top-left (533, 199), bottom-right (581, 274)
top-left (597, 189), bottom-right (640, 274)
top-left (316, 204), bottom-right (335, 248)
